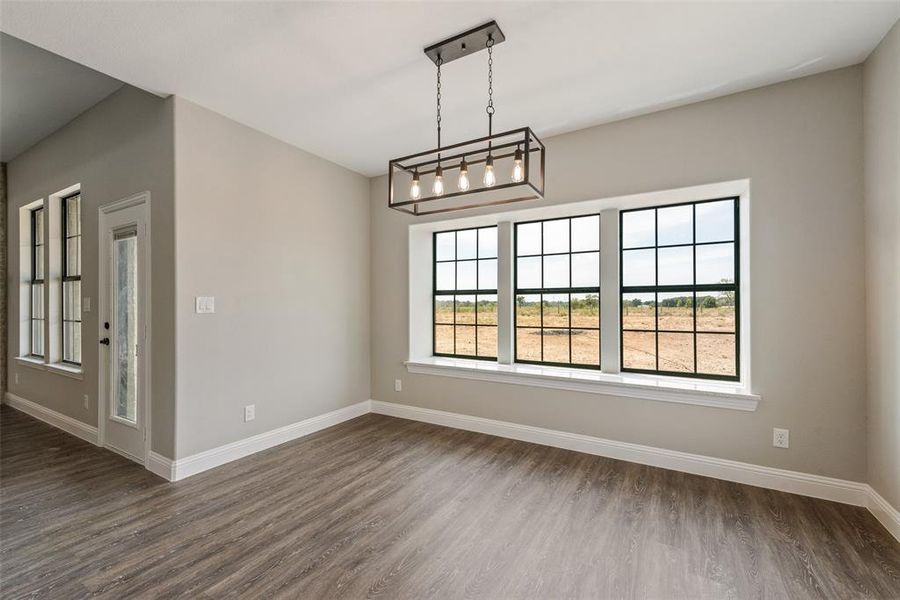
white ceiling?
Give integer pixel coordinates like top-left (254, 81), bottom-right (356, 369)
top-left (0, 33), bottom-right (122, 162)
top-left (1, 2), bottom-right (898, 176)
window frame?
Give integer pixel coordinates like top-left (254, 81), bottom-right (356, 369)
top-left (432, 225), bottom-right (499, 361)
top-left (411, 180), bottom-right (754, 406)
top-left (61, 192), bottom-right (82, 366)
top-left (29, 207), bottom-right (45, 358)
top-left (513, 213), bottom-right (602, 370)
top-left (619, 196), bottom-right (740, 382)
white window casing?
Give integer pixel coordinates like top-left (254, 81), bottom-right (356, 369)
top-left (407, 179), bottom-right (756, 411)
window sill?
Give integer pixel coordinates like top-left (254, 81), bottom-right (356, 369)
top-left (405, 357), bottom-right (759, 411)
top-left (15, 356), bottom-right (47, 371)
top-left (46, 363), bottom-right (84, 380)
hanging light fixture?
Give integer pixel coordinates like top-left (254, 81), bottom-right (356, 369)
top-left (432, 56), bottom-right (445, 197)
top-left (388, 21), bottom-right (545, 216)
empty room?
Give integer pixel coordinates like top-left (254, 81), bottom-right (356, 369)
top-left (1, 1), bottom-right (899, 598)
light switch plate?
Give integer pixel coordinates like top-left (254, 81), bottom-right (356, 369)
top-left (195, 296), bottom-right (215, 314)
top-left (244, 404), bottom-right (255, 422)
top-left (394, 379), bottom-right (402, 392)
top-left (83, 297), bottom-right (91, 312)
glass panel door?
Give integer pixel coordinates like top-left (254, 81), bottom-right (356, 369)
top-left (113, 229), bottom-right (138, 423)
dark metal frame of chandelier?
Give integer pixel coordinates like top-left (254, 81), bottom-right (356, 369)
top-left (388, 127), bottom-right (545, 216)
top-left (387, 21), bottom-right (546, 216)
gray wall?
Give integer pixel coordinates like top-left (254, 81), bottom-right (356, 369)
top-left (172, 98), bottom-right (370, 459)
top-left (370, 67), bottom-right (868, 482)
top-left (2, 55), bottom-right (884, 490)
top-left (1, 163), bottom-right (6, 396)
top-left (864, 21), bottom-right (900, 509)
top-left (5, 86), bottom-right (177, 458)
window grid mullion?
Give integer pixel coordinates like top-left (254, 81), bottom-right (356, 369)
top-left (692, 204), bottom-right (698, 373)
top-left (568, 219), bottom-right (572, 363)
top-left (654, 208), bottom-right (659, 372)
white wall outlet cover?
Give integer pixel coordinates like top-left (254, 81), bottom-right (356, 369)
top-left (773, 428), bottom-right (790, 449)
top-left (14, 373), bottom-right (19, 385)
top-left (83, 394), bottom-right (89, 409)
top-left (83, 297), bottom-right (91, 312)
top-left (195, 296), bottom-right (215, 314)
top-left (244, 404), bottom-right (255, 422)
top-left (394, 379), bottom-right (402, 392)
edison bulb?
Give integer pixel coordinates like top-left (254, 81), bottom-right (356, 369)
top-left (458, 159), bottom-right (470, 191)
top-left (410, 172), bottom-right (421, 200)
top-left (512, 147), bottom-right (524, 182)
top-left (483, 155), bottom-right (496, 187)
top-left (433, 165), bottom-right (444, 196)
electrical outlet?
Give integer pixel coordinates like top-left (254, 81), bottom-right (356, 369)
top-left (244, 404), bottom-right (255, 422)
top-left (14, 372), bottom-right (19, 385)
top-left (83, 297), bottom-right (91, 313)
top-left (773, 428), bottom-right (790, 449)
top-left (83, 395), bottom-right (89, 410)
top-left (395, 379), bottom-right (402, 392)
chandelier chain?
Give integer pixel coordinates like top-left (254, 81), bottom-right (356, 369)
top-left (436, 55), bottom-right (443, 152)
top-left (486, 37), bottom-right (495, 124)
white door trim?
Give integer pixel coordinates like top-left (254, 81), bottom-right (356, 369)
top-left (97, 191), bottom-right (152, 468)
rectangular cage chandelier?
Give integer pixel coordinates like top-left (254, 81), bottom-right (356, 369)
top-left (388, 21), bottom-right (546, 216)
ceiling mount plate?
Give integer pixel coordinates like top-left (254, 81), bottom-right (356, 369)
top-left (424, 20), bottom-right (506, 66)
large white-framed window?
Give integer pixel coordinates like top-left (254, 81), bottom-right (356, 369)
top-left (17, 198), bottom-right (45, 365)
top-left (29, 206), bottom-right (46, 358)
top-left (61, 192), bottom-right (82, 366)
top-left (16, 185), bottom-right (85, 379)
top-left (407, 180), bottom-right (757, 410)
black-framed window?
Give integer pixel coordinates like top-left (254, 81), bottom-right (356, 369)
top-left (30, 207), bottom-right (45, 358)
top-left (433, 226), bottom-right (498, 359)
top-left (61, 193), bottom-right (82, 365)
top-left (620, 197), bottom-right (739, 381)
top-left (514, 214), bottom-right (601, 368)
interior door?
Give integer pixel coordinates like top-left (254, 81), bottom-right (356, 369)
top-left (100, 201), bottom-right (148, 463)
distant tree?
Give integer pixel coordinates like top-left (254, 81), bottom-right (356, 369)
top-left (572, 294), bottom-right (596, 315)
top-left (721, 289), bottom-right (735, 306)
top-left (702, 295), bottom-right (717, 309)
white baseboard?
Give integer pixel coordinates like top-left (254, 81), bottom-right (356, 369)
top-left (148, 451), bottom-right (175, 481)
top-left (170, 400), bottom-right (372, 481)
top-left (866, 485), bottom-right (900, 542)
top-left (3, 392), bottom-right (99, 446)
top-left (5, 390), bottom-right (896, 543)
top-left (370, 401), bottom-right (900, 534)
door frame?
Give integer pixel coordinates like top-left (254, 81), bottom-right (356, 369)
top-left (97, 191), bottom-right (152, 467)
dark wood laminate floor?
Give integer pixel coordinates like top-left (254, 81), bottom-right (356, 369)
top-left (1, 405), bottom-right (898, 599)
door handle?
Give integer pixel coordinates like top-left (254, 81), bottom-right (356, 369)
top-left (99, 337), bottom-right (110, 346)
